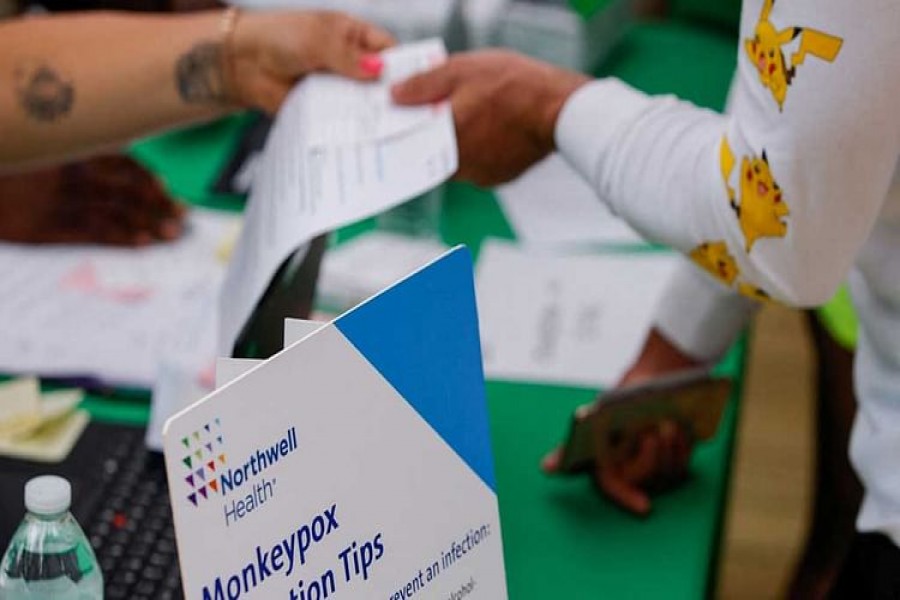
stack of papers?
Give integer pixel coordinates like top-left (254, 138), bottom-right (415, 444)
top-left (476, 241), bottom-right (677, 388)
top-left (0, 209), bottom-right (237, 388)
top-left (219, 39), bottom-right (457, 353)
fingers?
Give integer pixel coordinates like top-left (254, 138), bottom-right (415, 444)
top-left (325, 48), bottom-right (383, 82)
top-left (657, 421), bottom-right (688, 482)
top-left (391, 63), bottom-right (456, 105)
top-left (540, 447), bottom-right (563, 474)
top-left (321, 15), bottom-right (395, 81)
top-left (598, 465), bottom-right (652, 517)
top-left (248, 76), bottom-right (291, 116)
top-left (359, 20), bottom-right (395, 53)
top-left (593, 420), bottom-right (694, 516)
top-left (620, 433), bottom-right (662, 483)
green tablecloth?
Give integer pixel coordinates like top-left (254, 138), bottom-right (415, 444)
top-left (91, 110), bottom-right (746, 598)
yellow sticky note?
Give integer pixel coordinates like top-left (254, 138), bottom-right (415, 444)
top-left (0, 409), bottom-right (90, 463)
top-left (0, 378), bottom-right (42, 439)
top-left (39, 389), bottom-right (84, 426)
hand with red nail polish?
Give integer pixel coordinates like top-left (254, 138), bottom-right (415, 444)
top-left (231, 11), bottom-right (395, 114)
top-left (360, 54), bottom-right (384, 77)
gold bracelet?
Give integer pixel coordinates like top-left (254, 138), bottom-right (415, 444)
top-left (220, 6), bottom-right (241, 103)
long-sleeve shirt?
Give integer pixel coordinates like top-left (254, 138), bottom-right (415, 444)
top-left (554, 0), bottom-right (900, 543)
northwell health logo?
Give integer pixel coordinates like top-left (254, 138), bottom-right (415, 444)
top-left (180, 418), bottom-right (301, 524)
top-left (180, 418), bottom-right (227, 507)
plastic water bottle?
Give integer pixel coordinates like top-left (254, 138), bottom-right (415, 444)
top-left (0, 476), bottom-right (103, 599)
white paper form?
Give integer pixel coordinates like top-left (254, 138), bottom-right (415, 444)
top-left (0, 210), bottom-right (236, 388)
top-left (475, 241), bottom-right (677, 389)
top-left (219, 39), bottom-right (457, 353)
top-left (496, 153), bottom-right (644, 247)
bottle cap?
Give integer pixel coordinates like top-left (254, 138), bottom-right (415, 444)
top-left (24, 475), bottom-right (71, 516)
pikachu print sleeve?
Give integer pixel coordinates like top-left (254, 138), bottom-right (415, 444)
top-left (555, 0), bottom-right (900, 306)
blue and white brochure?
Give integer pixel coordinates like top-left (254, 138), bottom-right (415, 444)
top-left (163, 247), bottom-right (508, 599)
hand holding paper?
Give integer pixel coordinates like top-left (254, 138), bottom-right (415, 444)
top-left (227, 11), bottom-right (396, 113)
top-left (392, 50), bottom-right (589, 186)
top-left (219, 39), bottom-right (458, 353)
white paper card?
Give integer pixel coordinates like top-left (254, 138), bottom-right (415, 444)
top-left (497, 153), bottom-right (643, 247)
top-left (164, 329), bottom-right (506, 599)
top-left (166, 248), bottom-right (507, 599)
top-left (476, 241), bottom-right (677, 388)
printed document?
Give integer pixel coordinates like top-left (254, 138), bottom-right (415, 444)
top-left (497, 153), bottom-right (643, 247)
top-left (219, 39), bottom-right (457, 353)
top-left (476, 241), bottom-right (677, 388)
top-left (0, 210), bottom-right (236, 388)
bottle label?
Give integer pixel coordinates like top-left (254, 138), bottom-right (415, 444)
top-left (6, 549), bottom-right (83, 583)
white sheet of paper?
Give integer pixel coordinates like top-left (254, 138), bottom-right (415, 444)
top-left (283, 318), bottom-right (326, 346)
top-left (476, 241), bottom-right (677, 389)
top-left (214, 358), bottom-right (262, 390)
top-left (144, 278), bottom-right (222, 451)
top-left (0, 210), bottom-right (236, 388)
top-left (219, 39), bottom-right (457, 354)
top-left (316, 231), bottom-right (450, 313)
top-left (496, 154), bottom-right (644, 247)
top-left (211, 319), bottom-right (324, 390)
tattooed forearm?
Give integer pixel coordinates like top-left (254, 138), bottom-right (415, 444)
top-left (175, 42), bottom-right (228, 105)
top-left (15, 63), bottom-right (75, 123)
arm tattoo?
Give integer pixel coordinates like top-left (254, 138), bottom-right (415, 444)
top-left (175, 42), bottom-right (228, 105)
top-left (15, 63), bottom-right (75, 123)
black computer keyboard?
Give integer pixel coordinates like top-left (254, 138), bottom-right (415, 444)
top-left (81, 426), bottom-right (183, 600)
top-left (0, 421), bottom-right (183, 599)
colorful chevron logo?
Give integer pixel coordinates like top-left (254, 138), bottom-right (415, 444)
top-left (181, 417), bottom-right (226, 508)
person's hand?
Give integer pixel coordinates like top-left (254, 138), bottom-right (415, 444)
top-left (0, 155), bottom-right (186, 246)
top-left (542, 328), bottom-right (704, 516)
top-left (231, 11), bottom-right (395, 113)
top-left (392, 50), bottom-right (590, 186)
